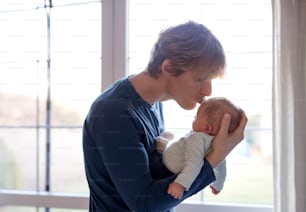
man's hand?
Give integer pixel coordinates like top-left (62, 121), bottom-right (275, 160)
top-left (206, 111), bottom-right (248, 167)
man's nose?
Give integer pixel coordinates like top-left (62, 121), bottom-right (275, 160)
top-left (201, 82), bottom-right (212, 97)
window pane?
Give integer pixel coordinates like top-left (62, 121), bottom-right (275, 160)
top-left (0, 0), bottom-right (101, 197)
top-left (51, 128), bottom-right (88, 193)
top-left (52, 0), bottom-right (100, 7)
top-left (128, 0), bottom-right (273, 205)
top-left (0, 1), bottom-right (38, 11)
top-left (0, 61), bottom-right (46, 126)
top-left (0, 129), bottom-right (44, 190)
top-left (50, 3), bottom-right (102, 124)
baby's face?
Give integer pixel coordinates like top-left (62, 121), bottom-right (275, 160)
top-left (192, 103), bottom-right (210, 133)
top-left (193, 100), bottom-right (230, 135)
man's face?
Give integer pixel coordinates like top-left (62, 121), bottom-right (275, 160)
top-left (166, 69), bottom-right (213, 110)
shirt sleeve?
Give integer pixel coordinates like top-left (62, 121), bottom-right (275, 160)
top-left (211, 159), bottom-right (227, 191)
top-left (174, 133), bottom-right (207, 190)
top-left (88, 102), bottom-right (216, 211)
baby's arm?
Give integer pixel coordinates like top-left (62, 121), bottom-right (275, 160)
top-left (155, 131), bottom-right (174, 154)
top-left (210, 159), bottom-right (227, 195)
top-left (171, 133), bottom-right (207, 198)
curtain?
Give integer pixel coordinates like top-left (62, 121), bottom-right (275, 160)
top-left (272, 0), bottom-right (306, 212)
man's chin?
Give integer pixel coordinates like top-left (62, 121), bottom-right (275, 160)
top-left (179, 102), bottom-right (197, 110)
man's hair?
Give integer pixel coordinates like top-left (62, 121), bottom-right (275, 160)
top-left (203, 97), bottom-right (242, 133)
top-left (147, 21), bottom-right (226, 79)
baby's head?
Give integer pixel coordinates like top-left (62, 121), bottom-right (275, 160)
top-left (192, 97), bottom-right (242, 136)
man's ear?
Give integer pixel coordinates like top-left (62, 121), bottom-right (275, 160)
top-left (161, 59), bottom-right (173, 76)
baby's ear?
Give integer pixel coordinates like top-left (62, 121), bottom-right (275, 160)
top-left (204, 124), bottom-right (213, 135)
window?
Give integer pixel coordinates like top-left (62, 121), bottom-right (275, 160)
top-left (0, 0), bottom-right (101, 211)
top-left (0, 0), bottom-right (273, 211)
top-left (129, 0), bottom-right (273, 206)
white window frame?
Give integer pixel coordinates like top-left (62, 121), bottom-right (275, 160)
top-left (101, 0), bottom-right (129, 90)
top-left (0, 1), bottom-right (273, 211)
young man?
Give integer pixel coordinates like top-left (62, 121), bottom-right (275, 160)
top-left (82, 21), bottom-right (247, 212)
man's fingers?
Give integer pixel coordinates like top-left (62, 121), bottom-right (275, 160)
top-left (218, 113), bottom-right (231, 135)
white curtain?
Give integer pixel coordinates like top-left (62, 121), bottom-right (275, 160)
top-left (272, 0), bottom-right (306, 212)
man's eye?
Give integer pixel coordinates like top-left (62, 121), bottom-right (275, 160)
top-left (198, 77), bottom-right (208, 82)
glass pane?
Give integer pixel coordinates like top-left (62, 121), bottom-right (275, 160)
top-left (50, 3), bottom-right (102, 125)
top-left (52, 0), bottom-right (100, 7)
top-left (0, 8), bottom-right (47, 127)
top-left (0, 9), bottom-right (46, 61)
top-left (0, 61), bottom-right (46, 126)
top-left (51, 128), bottom-right (88, 193)
top-left (128, 0), bottom-right (273, 205)
top-left (0, 1), bottom-right (38, 12)
top-left (0, 128), bottom-right (45, 190)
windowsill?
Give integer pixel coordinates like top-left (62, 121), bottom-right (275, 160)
top-left (0, 189), bottom-right (273, 212)
top-left (176, 201), bottom-right (273, 212)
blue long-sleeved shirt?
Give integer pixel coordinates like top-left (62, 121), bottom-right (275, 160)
top-left (82, 77), bottom-right (216, 212)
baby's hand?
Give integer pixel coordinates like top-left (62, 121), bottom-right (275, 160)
top-left (209, 185), bottom-right (220, 195)
top-left (167, 182), bottom-right (185, 199)
top-left (156, 136), bottom-right (168, 154)
top-left (156, 131), bottom-right (174, 154)
top-left (160, 131), bottom-right (175, 140)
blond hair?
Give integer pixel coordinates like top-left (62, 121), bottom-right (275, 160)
top-left (147, 21), bottom-right (226, 79)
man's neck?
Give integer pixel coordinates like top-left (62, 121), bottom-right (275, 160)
top-left (129, 70), bottom-right (169, 104)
